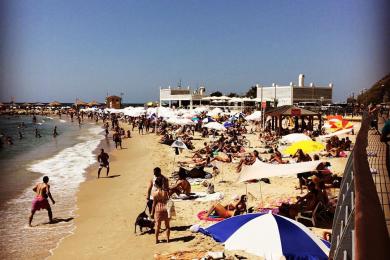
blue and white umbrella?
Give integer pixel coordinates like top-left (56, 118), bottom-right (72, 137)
top-left (223, 121), bottom-right (234, 128)
top-left (202, 117), bottom-right (215, 123)
top-left (199, 212), bottom-right (329, 259)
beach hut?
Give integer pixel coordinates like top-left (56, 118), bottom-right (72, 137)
top-left (87, 100), bottom-right (99, 107)
top-left (49, 101), bottom-right (61, 107)
top-left (265, 105), bottom-right (321, 134)
top-left (75, 99), bottom-right (87, 107)
top-left (106, 95), bottom-right (121, 109)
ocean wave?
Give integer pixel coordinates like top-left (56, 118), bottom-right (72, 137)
top-left (0, 125), bottom-right (105, 259)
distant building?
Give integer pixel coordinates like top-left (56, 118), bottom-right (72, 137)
top-left (159, 85), bottom-right (207, 109)
top-left (106, 95), bottom-right (121, 109)
top-left (256, 74), bottom-right (333, 106)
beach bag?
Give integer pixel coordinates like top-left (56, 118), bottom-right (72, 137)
top-left (207, 183), bottom-right (215, 194)
top-left (166, 199), bottom-right (176, 219)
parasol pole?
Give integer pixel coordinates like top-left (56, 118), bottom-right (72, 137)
top-left (259, 181), bottom-right (263, 207)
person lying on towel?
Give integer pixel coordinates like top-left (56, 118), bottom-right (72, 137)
top-left (205, 195), bottom-right (247, 218)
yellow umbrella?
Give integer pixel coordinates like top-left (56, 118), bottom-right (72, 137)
top-left (283, 140), bottom-right (325, 155)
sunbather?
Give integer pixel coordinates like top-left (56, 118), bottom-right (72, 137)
top-left (169, 168), bottom-right (191, 196)
top-left (206, 195), bottom-right (247, 218)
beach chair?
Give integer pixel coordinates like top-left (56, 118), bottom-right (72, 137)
top-left (295, 202), bottom-right (323, 227)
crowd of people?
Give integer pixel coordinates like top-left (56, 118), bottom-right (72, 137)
top-left (20, 104), bottom-right (390, 247)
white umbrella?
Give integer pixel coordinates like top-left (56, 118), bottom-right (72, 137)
top-left (245, 111), bottom-right (262, 121)
top-left (204, 122), bottom-right (226, 131)
top-left (171, 140), bottom-right (188, 150)
top-left (207, 107), bottom-right (223, 116)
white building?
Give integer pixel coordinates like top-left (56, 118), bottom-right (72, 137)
top-left (159, 85), bottom-right (207, 109)
top-left (256, 74), bottom-right (333, 106)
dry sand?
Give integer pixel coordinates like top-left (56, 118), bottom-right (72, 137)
top-left (49, 123), bottom-right (356, 260)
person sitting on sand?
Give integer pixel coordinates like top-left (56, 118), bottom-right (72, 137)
top-left (280, 182), bottom-right (320, 219)
top-left (236, 150), bottom-right (259, 172)
top-left (169, 168), bottom-right (191, 196)
top-left (206, 195), bottom-right (247, 218)
top-left (151, 176), bottom-right (170, 244)
top-left (293, 149), bottom-right (312, 162)
top-left (29, 176), bottom-right (56, 227)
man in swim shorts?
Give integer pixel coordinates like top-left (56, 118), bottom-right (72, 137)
top-left (29, 176), bottom-right (56, 227)
top-left (97, 148), bottom-right (110, 178)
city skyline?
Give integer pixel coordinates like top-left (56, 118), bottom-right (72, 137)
top-left (1, 0), bottom-right (389, 103)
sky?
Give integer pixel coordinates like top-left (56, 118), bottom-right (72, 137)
top-left (1, 0), bottom-right (389, 103)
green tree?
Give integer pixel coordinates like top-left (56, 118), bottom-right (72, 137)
top-left (245, 86), bottom-right (257, 98)
top-left (210, 91), bottom-right (223, 97)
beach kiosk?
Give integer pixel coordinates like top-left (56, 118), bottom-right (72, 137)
top-left (106, 95), bottom-right (122, 109)
top-left (265, 105), bottom-right (322, 134)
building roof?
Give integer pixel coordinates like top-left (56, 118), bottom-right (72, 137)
top-left (265, 105), bottom-right (318, 117)
top-left (106, 95), bottom-right (121, 99)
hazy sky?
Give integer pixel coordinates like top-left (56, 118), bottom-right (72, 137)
top-left (1, 0), bottom-right (389, 103)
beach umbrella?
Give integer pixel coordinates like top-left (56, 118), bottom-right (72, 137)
top-left (202, 117), bottom-right (215, 123)
top-left (283, 140), bottom-right (325, 155)
top-left (245, 111), bottom-right (262, 121)
top-left (204, 122), bottom-right (226, 131)
top-left (87, 100), bottom-right (99, 107)
top-left (49, 101), bottom-right (61, 107)
top-left (329, 119), bottom-right (353, 132)
top-left (171, 140), bottom-right (188, 150)
top-left (198, 212), bottom-right (330, 259)
top-left (280, 133), bottom-right (312, 144)
top-left (75, 99), bottom-right (87, 107)
top-left (223, 122), bottom-right (234, 128)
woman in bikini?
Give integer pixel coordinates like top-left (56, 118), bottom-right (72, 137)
top-left (206, 195), bottom-right (247, 218)
top-left (151, 177), bottom-right (170, 243)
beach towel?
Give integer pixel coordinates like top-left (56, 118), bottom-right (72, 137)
top-left (171, 192), bottom-right (224, 202)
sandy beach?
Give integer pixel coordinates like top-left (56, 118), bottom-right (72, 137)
top-left (48, 121), bottom-right (355, 260)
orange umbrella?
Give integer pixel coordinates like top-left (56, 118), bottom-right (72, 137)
top-left (329, 119), bottom-right (353, 132)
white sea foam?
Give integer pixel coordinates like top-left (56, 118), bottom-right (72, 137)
top-left (0, 125), bottom-right (105, 259)
top-left (28, 126), bottom-right (104, 191)
top-left (59, 119), bottom-right (66, 123)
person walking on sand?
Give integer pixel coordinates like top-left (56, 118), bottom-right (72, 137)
top-left (97, 148), bottom-right (110, 178)
top-left (146, 167), bottom-right (168, 214)
top-left (151, 176), bottom-right (170, 244)
top-left (29, 176), bottom-right (56, 227)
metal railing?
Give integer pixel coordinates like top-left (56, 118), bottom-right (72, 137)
top-left (329, 113), bottom-right (390, 260)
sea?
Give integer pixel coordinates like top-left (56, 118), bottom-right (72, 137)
top-left (0, 114), bottom-right (109, 259)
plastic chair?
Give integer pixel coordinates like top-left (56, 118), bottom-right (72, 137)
top-left (295, 202), bottom-right (323, 226)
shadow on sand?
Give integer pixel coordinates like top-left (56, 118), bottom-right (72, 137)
top-left (100, 174), bottom-right (121, 178)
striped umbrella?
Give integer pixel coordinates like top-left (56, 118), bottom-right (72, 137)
top-left (199, 212), bottom-right (329, 259)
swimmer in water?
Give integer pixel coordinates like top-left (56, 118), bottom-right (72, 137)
top-left (53, 126), bottom-right (58, 137)
top-left (35, 128), bottom-right (42, 138)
